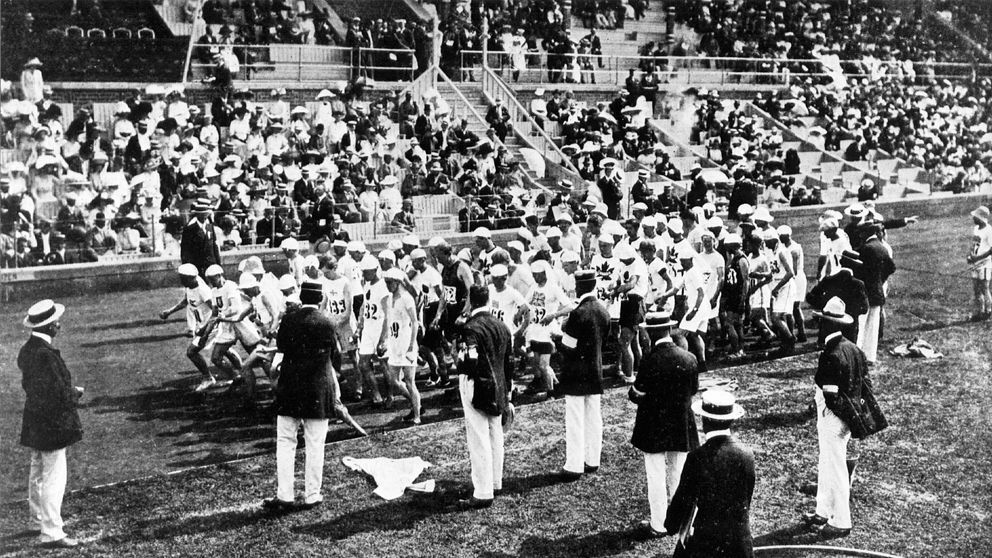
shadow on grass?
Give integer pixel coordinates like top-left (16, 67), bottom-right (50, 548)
top-left (739, 407), bottom-right (814, 433)
top-left (756, 366), bottom-right (813, 380)
top-left (511, 530), bottom-right (643, 558)
top-left (79, 333), bottom-right (188, 348)
top-left (89, 318), bottom-right (183, 331)
top-left (898, 317), bottom-right (975, 332)
top-left (752, 522), bottom-right (821, 547)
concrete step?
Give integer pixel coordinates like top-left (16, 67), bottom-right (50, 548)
top-left (875, 158), bottom-right (900, 177)
top-left (898, 167), bottom-right (924, 183)
top-left (798, 151), bottom-right (823, 172)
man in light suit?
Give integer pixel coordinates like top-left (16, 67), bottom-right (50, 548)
top-left (629, 313), bottom-right (700, 538)
top-left (853, 223), bottom-right (894, 363)
top-left (456, 285), bottom-right (514, 508)
top-left (19, 299), bottom-right (84, 548)
top-left (665, 390), bottom-right (754, 558)
top-left (559, 269), bottom-right (610, 481)
top-left (803, 296), bottom-right (867, 539)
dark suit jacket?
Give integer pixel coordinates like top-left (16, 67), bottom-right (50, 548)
top-left (309, 196), bottom-right (336, 242)
top-left (19, 335), bottom-right (83, 451)
top-left (816, 333), bottom-right (867, 424)
top-left (275, 306), bottom-right (339, 419)
top-left (559, 295), bottom-right (610, 396)
top-left (854, 236), bottom-right (895, 306)
top-left (666, 435), bottom-right (755, 558)
top-left (180, 219), bottom-right (220, 276)
top-left (806, 271), bottom-right (869, 342)
top-left (630, 340), bottom-right (699, 453)
top-left (460, 309), bottom-right (514, 416)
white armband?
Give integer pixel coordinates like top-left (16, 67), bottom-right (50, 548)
top-left (821, 384), bottom-right (839, 394)
top-left (562, 333), bottom-right (578, 349)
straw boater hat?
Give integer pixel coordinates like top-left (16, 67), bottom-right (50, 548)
top-left (642, 312), bottom-right (677, 330)
top-left (692, 389), bottom-right (745, 421)
top-left (24, 299), bottom-right (65, 329)
top-left (812, 296), bottom-right (854, 325)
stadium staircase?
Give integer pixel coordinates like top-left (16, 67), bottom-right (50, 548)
top-left (568, 2), bottom-right (692, 61)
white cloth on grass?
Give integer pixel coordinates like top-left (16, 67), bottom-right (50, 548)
top-left (342, 455), bottom-right (434, 500)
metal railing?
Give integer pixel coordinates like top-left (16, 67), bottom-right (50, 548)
top-left (186, 43), bottom-right (417, 83)
top-left (480, 67), bottom-right (583, 187)
top-left (456, 50), bottom-right (992, 86)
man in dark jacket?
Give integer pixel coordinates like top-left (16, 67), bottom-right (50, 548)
top-left (263, 282), bottom-right (365, 512)
top-left (559, 270), bottom-right (610, 480)
top-left (19, 299), bottom-right (83, 548)
top-left (308, 185), bottom-right (336, 248)
top-left (853, 225), bottom-right (894, 364)
top-left (180, 202), bottom-right (221, 277)
top-left (456, 285), bottom-right (514, 508)
top-left (629, 314), bottom-right (700, 538)
top-left (803, 297), bottom-right (866, 539)
top-left (806, 251), bottom-right (869, 344)
top-left (666, 390), bottom-right (754, 558)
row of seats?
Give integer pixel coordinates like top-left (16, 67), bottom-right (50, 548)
top-left (61, 26), bottom-right (157, 39)
top-left (1, 37), bottom-right (188, 82)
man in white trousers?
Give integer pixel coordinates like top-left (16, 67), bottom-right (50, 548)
top-left (263, 281), bottom-right (356, 512)
top-left (804, 297), bottom-right (866, 538)
top-left (19, 299), bottom-right (84, 548)
top-left (558, 270), bottom-right (610, 481)
top-left (628, 313), bottom-right (700, 538)
top-left (456, 285), bottom-right (515, 508)
top-left (852, 223), bottom-right (894, 364)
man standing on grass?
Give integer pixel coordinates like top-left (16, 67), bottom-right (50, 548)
top-left (966, 206), bottom-right (992, 321)
top-left (558, 270), bottom-right (610, 481)
top-left (19, 299), bottom-right (83, 548)
top-left (456, 285), bottom-right (514, 508)
top-left (629, 313), bottom-right (699, 539)
top-left (802, 297), bottom-right (866, 539)
top-left (665, 390), bottom-right (754, 557)
top-left (852, 223), bottom-right (894, 365)
top-left (264, 281), bottom-right (360, 512)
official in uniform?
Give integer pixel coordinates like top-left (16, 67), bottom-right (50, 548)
top-left (19, 299), bottom-right (84, 548)
top-left (263, 281), bottom-right (357, 512)
top-left (806, 251), bottom-right (868, 344)
top-left (457, 285), bottom-right (514, 508)
top-left (803, 296), bottom-right (866, 538)
top-left (665, 390), bottom-right (754, 558)
top-left (629, 313), bottom-right (700, 538)
top-left (559, 270), bottom-right (610, 480)
top-left (853, 224), bottom-right (895, 364)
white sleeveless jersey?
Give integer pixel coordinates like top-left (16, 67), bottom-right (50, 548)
top-left (359, 280), bottom-right (390, 349)
top-left (489, 285), bottom-right (527, 334)
top-left (385, 291), bottom-right (417, 361)
top-left (184, 276), bottom-right (213, 331)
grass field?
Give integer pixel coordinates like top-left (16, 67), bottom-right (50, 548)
top-left (1, 214), bottom-right (990, 557)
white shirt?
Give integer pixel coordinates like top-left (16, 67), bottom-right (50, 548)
top-left (489, 284), bottom-right (527, 334)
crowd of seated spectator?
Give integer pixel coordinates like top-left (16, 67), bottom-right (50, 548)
top-left (0, 71), bottom-right (541, 267)
top-left (935, 0), bottom-right (992, 57)
top-left (193, 0), bottom-right (337, 45)
top-left (784, 76), bottom-right (992, 194)
top-left (667, 0), bottom-right (982, 77)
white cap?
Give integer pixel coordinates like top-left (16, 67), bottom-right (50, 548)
top-left (632, 202), bottom-right (649, 212)
top-left (752, 206), bottom-right (774, 222)
top-left (530, 260), bottom-right (551, 275)
top-left (378, 249), bottom-right (396, 262)
top-left (641, 216), bottom-right (657, 228)
top-left (545, 227), bottom-right (562, 238)
top-left (723, 233), bottom-right (743, 245)
top-left (473, 227), bottom-right (492, 239)
top-left (402, 234), bottom-right (420, 246)
top-left (507, 240), bottom-right (525, 253)
top-left (705, 216), bottom-right (724, 230)
top-left (178, 263), bottom-right (198, 277)
top-left (702, 202), bottom-right (716, 213)
top-left (777, 225), bottom-right (793, 236)
top-left (238, 272), bottom-right (259, 289)
top-left (205, 264), bottom-right (224, 277)
top-left (556, 212), bottom-right (574, 223)
top-left (410, 248), bottom-right (428, 259)
top-left (457, 248), bottom-right (473, 262)
top-left (383, 267), bottom-right (406, 282)
top-left (516, 228), bottom-right (534, 241)
top-left (616, 244), bottom-right (637, 261)
top-left (360, 255), bottom-right (380, 271)
top-left (668, 220), bottom-right (684, 234)
top-left (562, 250), bottom-right (580, 263)
top-left (592, 203), bottom-right (609, 217)
top-left (737, 203), bottom-right (755, 216)
top-left (597, 234), bottom-right (615, 246)
top-left (676, 244), bottom-right (698, 260)
top-left (490, 264), bottom-right (509, 277)
top-left (427, 236), bottom-right (447, 248)
top-left (278, 274), bottom-right (296, 291)
top-left (280, 237), bottom-right (300, 250)
top-left (347, 240), bottom-right (367, 253)
top-left (387, 239), bottom-right (403, 251)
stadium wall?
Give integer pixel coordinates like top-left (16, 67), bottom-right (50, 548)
top-left (3, 193), bottom-right (990, 303)
top-left (49, 83), bottom-right (403, 107)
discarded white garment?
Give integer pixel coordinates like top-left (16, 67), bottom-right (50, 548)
top-left (341, 456), bottom-right (434, 500)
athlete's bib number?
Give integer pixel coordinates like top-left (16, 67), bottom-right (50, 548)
top-left (390, 322), bottom-right (400, 338)
top-left (493, 308), bottom-right (506, 323)
top-left (443, 285), bottom-right (457, 303)
top-left (364, 303), bottom-right (380, 320)
top-left (328, 298), bottom-right (347, 315)
top-left (531, 306), bottom-right (547, 323)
